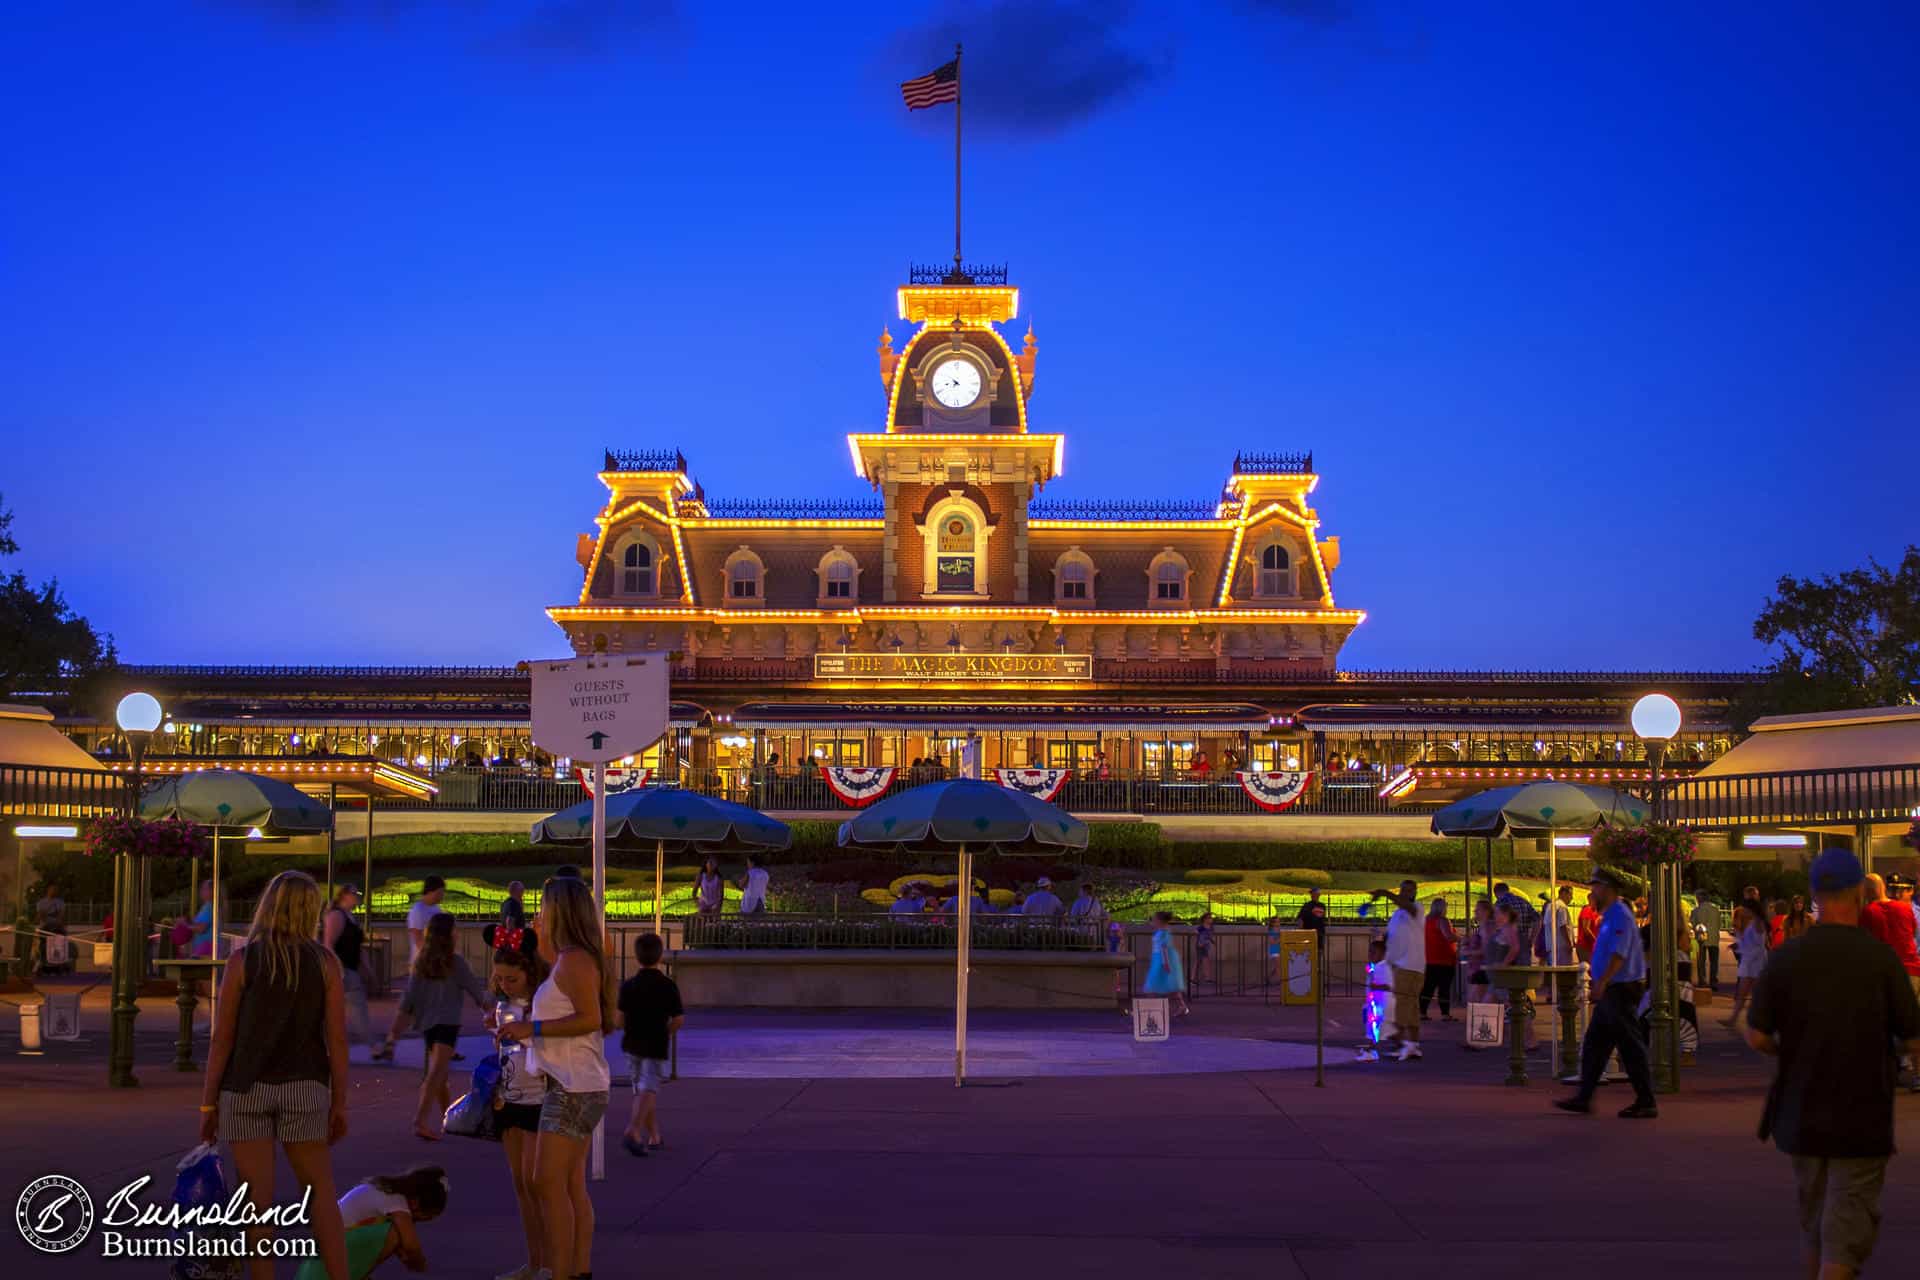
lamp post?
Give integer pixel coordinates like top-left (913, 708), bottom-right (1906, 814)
top-left (110, 690), bottom-right (163, 1088)
top-left (1631, 692), bottom-right (1682, 1095)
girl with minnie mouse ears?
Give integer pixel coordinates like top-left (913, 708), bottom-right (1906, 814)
top-left (481, 922), bottom-right (550, 1277)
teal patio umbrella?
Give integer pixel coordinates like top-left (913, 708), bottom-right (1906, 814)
top-left (531, 788), bottom-right (791, 933)
top-left (139, 769), bottom-right (336, 1018)
top-left (1431, 779), bottom-right (1649, 903)
top-left (838, 778), bottom-right (1090, 1086)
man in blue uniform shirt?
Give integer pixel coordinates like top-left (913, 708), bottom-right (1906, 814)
top-left (1553, 866), bottom-right (1657, 1118)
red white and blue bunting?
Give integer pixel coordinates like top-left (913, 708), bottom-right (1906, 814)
top-left (995, 768), bottom-right (1072, 802)
top-left (821, 765), bottom-right (897, 807)
top-left (574, 766), bottom-right (651, 797)
top-left (1234, 770), bottom-right (1312, 812)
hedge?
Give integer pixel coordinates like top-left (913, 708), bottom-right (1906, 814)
top-left (1181, 870), bottom-right (1243, 886)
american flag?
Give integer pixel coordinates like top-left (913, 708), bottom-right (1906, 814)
top-left (901, 59), bottom-right (958, 110)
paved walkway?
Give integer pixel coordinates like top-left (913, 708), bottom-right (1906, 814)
top-left (2, 992), bottom-right (1917, 1278)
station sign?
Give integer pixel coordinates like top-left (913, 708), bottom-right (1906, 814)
top-left (814, 652), bottom-right (1093, 682)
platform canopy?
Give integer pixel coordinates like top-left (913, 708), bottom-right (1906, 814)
top-left (1690, 707), bottom-right (1920, 777)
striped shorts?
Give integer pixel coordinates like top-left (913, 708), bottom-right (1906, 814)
top-left (219, 1080), bottom-right (330, 1144)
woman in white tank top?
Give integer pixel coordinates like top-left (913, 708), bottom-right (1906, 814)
top-left (496, 878), bottom-right (612, 1280)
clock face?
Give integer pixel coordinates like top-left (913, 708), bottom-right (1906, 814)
top-left (929, 358), bottom-right (983, 409)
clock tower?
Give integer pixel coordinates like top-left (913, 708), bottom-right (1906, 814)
top-left (853, 265), bottom-right (1059, 606)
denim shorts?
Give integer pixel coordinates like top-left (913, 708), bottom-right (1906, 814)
top-left (538, 1086), bottom-right (609, 1141)
top-left (628, 1055), bottom-right (669, 1093)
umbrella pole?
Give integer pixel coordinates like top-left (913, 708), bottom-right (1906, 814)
top-left (591, 762), bottom-right (607, 1183)
top-left (654, 839), bottom-right (665, 938)
top-left (955, 845), bottom-right (971, 1088)
top-left (210, 831), bottom-right (221, 1028)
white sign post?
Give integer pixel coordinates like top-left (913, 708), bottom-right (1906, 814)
top-left (529, 653), bottom-right (671, 1180)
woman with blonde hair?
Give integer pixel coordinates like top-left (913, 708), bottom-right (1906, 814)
top-left (198, 870), bottom-right (350, 1280)
top-left (497, 875), bottom-right (612, 1280)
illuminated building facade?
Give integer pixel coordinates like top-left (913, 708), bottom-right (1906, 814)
top-left (61, 266), bottom-right (1745, 811)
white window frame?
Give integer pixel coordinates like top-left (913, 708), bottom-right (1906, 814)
top-left (723, 546), bottom-right (766, 604)
top-left (614, 531), bottom-right (662, 598)
top-left (1053, 547), bottom-right (1095, 606)
top-left (816, 547), bottom-right (860, 607)
top-left (1147, 548), bottom-right (1191, 606)
top-left (1255, 539), bottom-right (1296, 598)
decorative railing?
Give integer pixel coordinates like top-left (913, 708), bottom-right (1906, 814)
top-left (1232, 451), bottom-right (1315, 475)
top-left (120, 664), bottom-right (528, 679)
top-left (1333, 669), bottom-right (1759, 685)
top-left (1662, 762), bottom-right (1920, 828)
top-left (699, 497), bottom-right (886, 520)
top-left (603, 448), bottom-right (687, 473)
top-left (0, 763), bottom-right (131, 819)
top-left (1028, 498), bottom-right (1224, 521)
top-left (907, 263), bottom-right (1009, 286)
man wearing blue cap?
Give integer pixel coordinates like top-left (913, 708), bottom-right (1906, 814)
top-left (1746, 847), bottom-right (1920, 1280)
top-left (1553, 866), bottom-right (1657, 1117)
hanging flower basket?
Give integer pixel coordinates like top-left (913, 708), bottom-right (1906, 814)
top-left (1590, 822), bottom-right (1696, 868)
top-left (84, 815), bottom-right (210, 861)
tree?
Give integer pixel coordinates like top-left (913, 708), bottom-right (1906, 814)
top-left (1735, 546), bottom-right (1920, 726)
top-left (0, 494), bottom-right (117, 703)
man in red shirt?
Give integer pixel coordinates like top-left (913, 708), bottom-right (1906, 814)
top-left (1576, 891), bottom-right (1601, 964)
top-left (1863, 874), bottom-right (1920, 979)
top-left (1863, 873), bottom-right (1920, 1091)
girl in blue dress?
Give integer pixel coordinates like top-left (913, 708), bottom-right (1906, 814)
top-left (1142, 911), bottom-right (1189, 1016)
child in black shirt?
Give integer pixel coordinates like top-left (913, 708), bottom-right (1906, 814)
top-left (616, 931), bottom-right (685, 1157)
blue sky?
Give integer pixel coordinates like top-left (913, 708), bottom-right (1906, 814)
top-left (3, 1), bottom-right (1914, 670)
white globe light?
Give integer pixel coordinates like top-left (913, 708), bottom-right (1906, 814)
top-left (115, 691), bottom-right (163, 733)
top-left (1631, 693), bottom-right (1682, 742)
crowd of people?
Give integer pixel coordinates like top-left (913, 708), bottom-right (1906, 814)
top-left (196, 866), bottom-right (688, 1280)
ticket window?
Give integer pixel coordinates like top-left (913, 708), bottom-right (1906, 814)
top-left (814, 739), bottom-right (864, 767)
top-left (1141, 740), bottom-right (1195, 777)
top-left (1047, 740), bottom-right (1095, 770)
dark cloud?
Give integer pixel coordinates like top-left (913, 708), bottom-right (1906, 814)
top-left (219, 0), bottom-right (676, 60)
top-left (889, 1), bottom-right (1169, 136)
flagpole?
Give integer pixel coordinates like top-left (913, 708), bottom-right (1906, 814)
top-left (954, 42), bottom-right (963, 271)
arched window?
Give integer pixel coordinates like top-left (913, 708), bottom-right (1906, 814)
top-left (1054, 548), bottom-right (1095, 605)
top-left (919, 494), bottom-right (994, 599)
top-left (622, 541), bottom-right (653, 595)
top-left (935, 511), bottom-right (976, 593)
top-left (826, 560), bottom-right (853, 598)
top-left (1154, 559), bottom-right (1187, 602)
top-left (724, 547), bottom-right (765, 603)
top-left (1259, 543), bottom-right (1292, 597)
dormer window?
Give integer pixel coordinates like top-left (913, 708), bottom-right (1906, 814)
top-left (1053, 548), bottom-right (1095, 606)
top-left (1147, 548), bottom-right (1191, 605)
top-left (724, 547), bottom-right (765, 603)
top-left (612, 532), bottom-right (662, 597)
top-left (1259, 543), bottom-right (1293, 597)
top-left (817, 547), bottom-right (861, 606)
top-left (1155, 560), bottom-right (1186, 601)
top-left (622, 542), bottom-right (652, 595)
